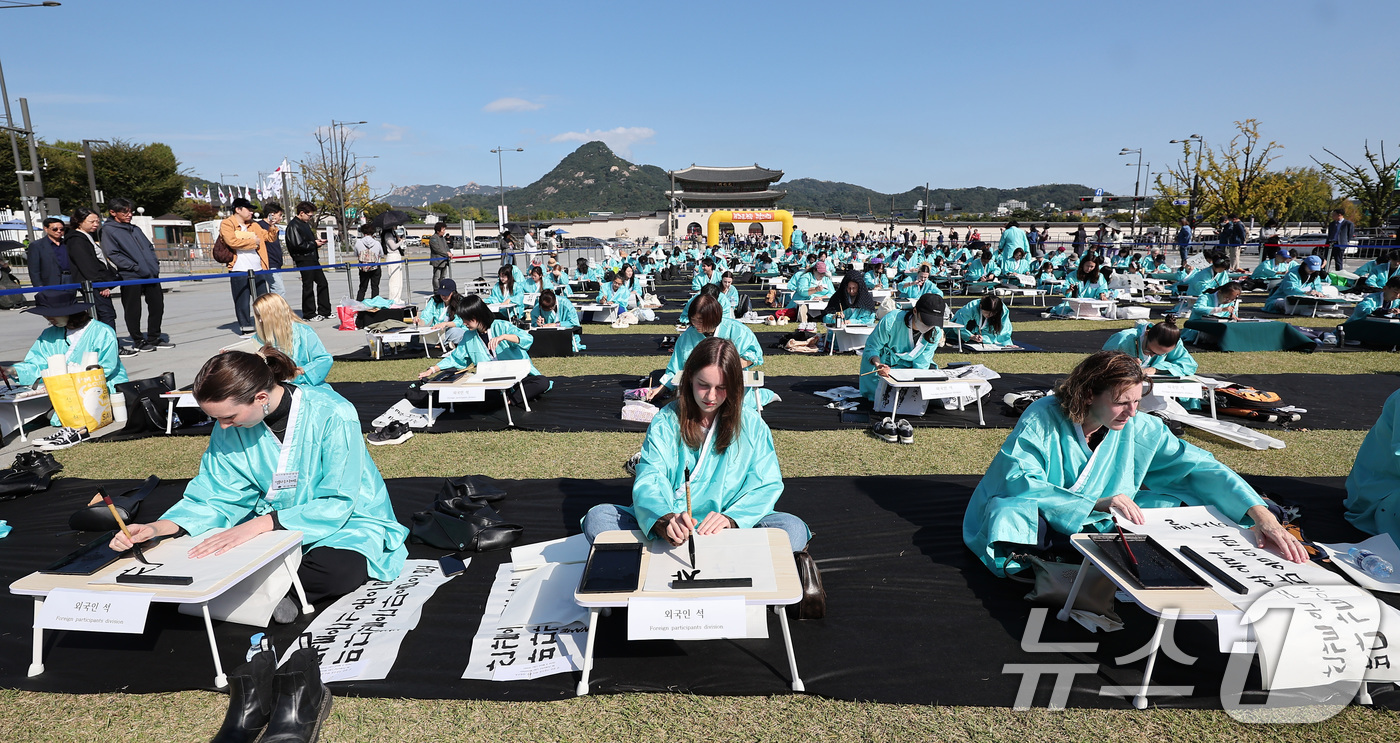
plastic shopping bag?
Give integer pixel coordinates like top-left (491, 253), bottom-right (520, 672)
top-left (43, 368), bottom-right (113, 431)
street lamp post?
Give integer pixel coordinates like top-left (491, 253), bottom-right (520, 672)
top-left (490, 146), bottom-right (523, 228)
top-left (1119, 148), bottom-right (1143, 237)
top-left (1170, 134), bottom-right (1204, 224)
top-left (82, 139), bottom-right (107, 212)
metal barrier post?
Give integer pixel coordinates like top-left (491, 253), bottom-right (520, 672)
top-left (80, 280), bottom-right (94, 304)
top-left (246, 270), bottom-right (258, 334)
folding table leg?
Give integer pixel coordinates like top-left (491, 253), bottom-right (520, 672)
top-left (427, 392), bottom-right (437, 427)
top-left (166, 400), bottom-right (175, 435)
top-left (287, 559), bottom-right (314, 615)
top-left (1055, 559), bottom-right (1096, 622)
top-left (29, 598), bottom-right (44, 677)
top-left (502, 391), bottom-right (515, 427)
top-left (775, 606), bottom-right (805, 692)
top-left (520, 381), bottom-right (533, 413)
top-left (576, 607), bottom-right (600, 696)
top-left (14, 404), bottom-right (27, 443)
top-left (1133, 616), bottom-right (1167, 710)
top-left (202, 603), bottom-right (228, 689)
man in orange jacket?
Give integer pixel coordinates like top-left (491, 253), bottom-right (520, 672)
top-left (220, 197), bottom-right (276, 335)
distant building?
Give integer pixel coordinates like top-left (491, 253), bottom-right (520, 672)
top-left (995, 200), bottom-right (1029, 216)
top-left (666, 164), bottom-right (786, 237)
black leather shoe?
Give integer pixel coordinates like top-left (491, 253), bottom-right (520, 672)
top-left (262, 639), bottom-right (331, 743)
top-left (0, 469), bottom-right (49, 501)
top-left (68, 475), bottom-right (160, 531)
top-left (435, 496), bottom-right (497, 520)
top-left (211, 637), bottom-right (278, 743)
top-left (437, 475), bottom-right (506, 504)
top-left (14, 450), bottom-right (62, 479)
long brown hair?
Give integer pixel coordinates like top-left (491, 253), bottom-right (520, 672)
top-left (676, 337), bottom-right (744, 453)
top-left (194, 348), bottom-right (299, 404)
top-left (1053, 350), bottom-right (1149, 424)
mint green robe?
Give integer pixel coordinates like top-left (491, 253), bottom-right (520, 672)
top-left (1346, 389), bottom-right (1400, 537)
top-left (437, 319), bottom-right (540, 376)
top-left (159, 384), bottom-right (408, 581)
top-left (626, 403), bottom-right (785, 539)
top-left (962, 395), bottom-right (1264, 575)
top-left (256, 323), bottom-right (332, 388)
top-left (859, 310), bottom-right (943, 400)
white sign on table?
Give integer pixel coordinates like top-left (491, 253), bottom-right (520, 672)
top-left (380, 333), bottom-right (411, 343)
top-left (36, 587), bottom-right (153, 634)
top-left (437, 387), bottom-right (486, 403)
top-left (627, 596), bottom-right (747, 640)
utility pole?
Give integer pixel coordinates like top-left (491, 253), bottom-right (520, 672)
top-left (82, 139), bottom-right (107, 212)
top-left (19, 98), bottom-right (43, 216)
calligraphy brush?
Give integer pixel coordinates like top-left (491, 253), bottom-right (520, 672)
top-left (1112, 514), bottom-right (1138, 576)
top-left (101, 490), bottom-right (151, 565)
top-left (684, 467), bottom-right (696, 571)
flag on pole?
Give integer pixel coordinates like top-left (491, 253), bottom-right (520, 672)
top-left (218, 185), bottom-right (226, 204)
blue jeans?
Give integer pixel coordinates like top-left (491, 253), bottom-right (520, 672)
top-left (581, 503), bottom-right (810, 552)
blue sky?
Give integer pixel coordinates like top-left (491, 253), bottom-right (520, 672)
top-left (3, 0), bottom-right (1395, 197)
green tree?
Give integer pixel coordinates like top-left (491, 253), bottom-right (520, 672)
top-left (428, 201), bottom-right (460, 222)
top-left (1279, 167), bottom-right (1333, 224)
top-left (363, 202), bottom-right (393, 222)
top-left (91, 140), bottom-right (185, 216)
top-left (1311, 141), bottom-right (1400, 228)
top-left (167, 197), bottom-right (219, 224)
top-left (1157, 120), bottom-right (1297, 225)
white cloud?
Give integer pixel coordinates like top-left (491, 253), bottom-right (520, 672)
top-left (381, 123), bottom-right (407, 142)
top-left (484, 97), bottom-right (544, 113)
top-left (550, 127), bottom-right (655, 157)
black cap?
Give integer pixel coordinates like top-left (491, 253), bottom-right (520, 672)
top-left (436, 278), bottom-right (457, 297)
top-left (913, 293), bottom-right (946, 327)
top-left (25, 288), bottom-right (92, 317)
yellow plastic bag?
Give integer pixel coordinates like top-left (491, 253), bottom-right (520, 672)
top-left (42, 368), bottom-right (113, 431)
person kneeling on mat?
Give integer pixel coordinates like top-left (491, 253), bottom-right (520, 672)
top-left (861, 293), bottom-right (947, 445)
top-left (961, 350), bottom-right (1307, 577)
top-left (583, 337), bottom-right (820, 613)
top-left (419, 295), bottom-right (551, 393)
top-left (111, 349), bottom-right (407, 612)
top-left (649, 294), bottom-right (765, 405)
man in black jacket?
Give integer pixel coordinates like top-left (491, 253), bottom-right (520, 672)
top-left (1325, 208), bottom-right (1354, 271)
top-left (26, 218), bottom-right (68, 287)
top-left (428, 220), bottom-right (451, 291)
top-left (286, 201), bottom-right (331, 320)
top-left (101, 197), bottom-right (169, 350)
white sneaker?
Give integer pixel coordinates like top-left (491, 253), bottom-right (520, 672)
top-left (372, 399), bottom-right (414, 428)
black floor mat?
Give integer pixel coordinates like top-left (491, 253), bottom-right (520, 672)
top-left (2, 475), bottom-right (1393, 709)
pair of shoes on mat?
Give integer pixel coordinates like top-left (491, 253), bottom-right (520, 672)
top-left (372, 400), bottom-right (430, 429)
top-left (367, 420), bottom-right (413, 446)
top-left (212, 635), bottom-right (331, 743)
top-left (872, 419), bottom-right (913, 444)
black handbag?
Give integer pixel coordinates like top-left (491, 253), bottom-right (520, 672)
top-left (115, 373), bottom-right (183, 434)
top-left (409, 506), bottom-right (523, 553)
top-left (0, 469), bottom-right (52, 501)
top-left (68, 476), bottom-right (160, 531)
top-left (435, 475), bottom-right (506, 505)
top-left (786, 550), bottom-right (826, 620)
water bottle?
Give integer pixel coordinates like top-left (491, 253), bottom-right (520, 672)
top-left (245, 632), bottom-right (267, 661)
top-left (1348, 547), bottom-right (1394, 579)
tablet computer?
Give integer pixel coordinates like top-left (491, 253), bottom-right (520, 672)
top-left (41, 532), bottom-right (123, 576)
top-left (577, 542), bottom-right (643, 594)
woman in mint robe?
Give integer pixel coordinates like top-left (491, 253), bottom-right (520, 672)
top-left (532, 290), bottom-right (584, 352)
top-left (110, 349), bottom-right (408, 613)
top-left (420, 295), bottom-right (551, 405)
top-left (953, 295), bottom-right (1013, 346)
top-left (1101, 319), bottom-right (1198, 377)
top-left (651, 295), bottom-right (771, 408)
top-left (786, 262), bottom-right (834, 308)
top-left (962, 350), bottom-right (1307, 576)
top-left (582, 337), bottom-right (809, 552)
top-left (821, 271), bottom-right (878, 326)
top-left (859, 294), bottom-right (946, 401)
top-left (3, 288), bottom-right (127, 428)
top-left (1348, 276), bottom-right (1400, 322)
top-left (252, 293), bottom-right (332, 388)
top-left (487, 266), bottom-right (525, 319)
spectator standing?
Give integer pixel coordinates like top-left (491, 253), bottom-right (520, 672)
top-left (355, 223), bottom-right (383, 301)
top-left (257, 202), bottom-right (287, 298)
top-left (380, 227), bottom-right (406, 302)
top-left (101, 197), bottom-right (170, 350)
top-left (219, 197), bottom-right (274, 335)
top-left (1175, 218), bottom-right (1193, 267)
top-left (66, 208), bottom-right (125, 350)
top-left (428, 221), bottom-right (451, 291)
top-left (1325, 208), bottom-right (1354, 272)
top-left (285, 201), bottom-right (330, 320)
top-left (1219, 214), bottom-right (1247, 270)
top-left (26, 217), bottom-right (68, 287)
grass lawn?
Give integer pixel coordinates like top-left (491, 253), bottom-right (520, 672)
top-left (3, 689), bottom-right (1398, 743)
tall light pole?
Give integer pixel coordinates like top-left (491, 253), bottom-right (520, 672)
top-left (82, 139), bottom-right (107, 212)
top-left (1170, 134), bottom-right (1204, 224)
top-left (1119, 148), bottom-right (1142, 237)
top-left (490, 146), bottom-right (522, 229)
top-left (0, 1), bottom-right (61, 240)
